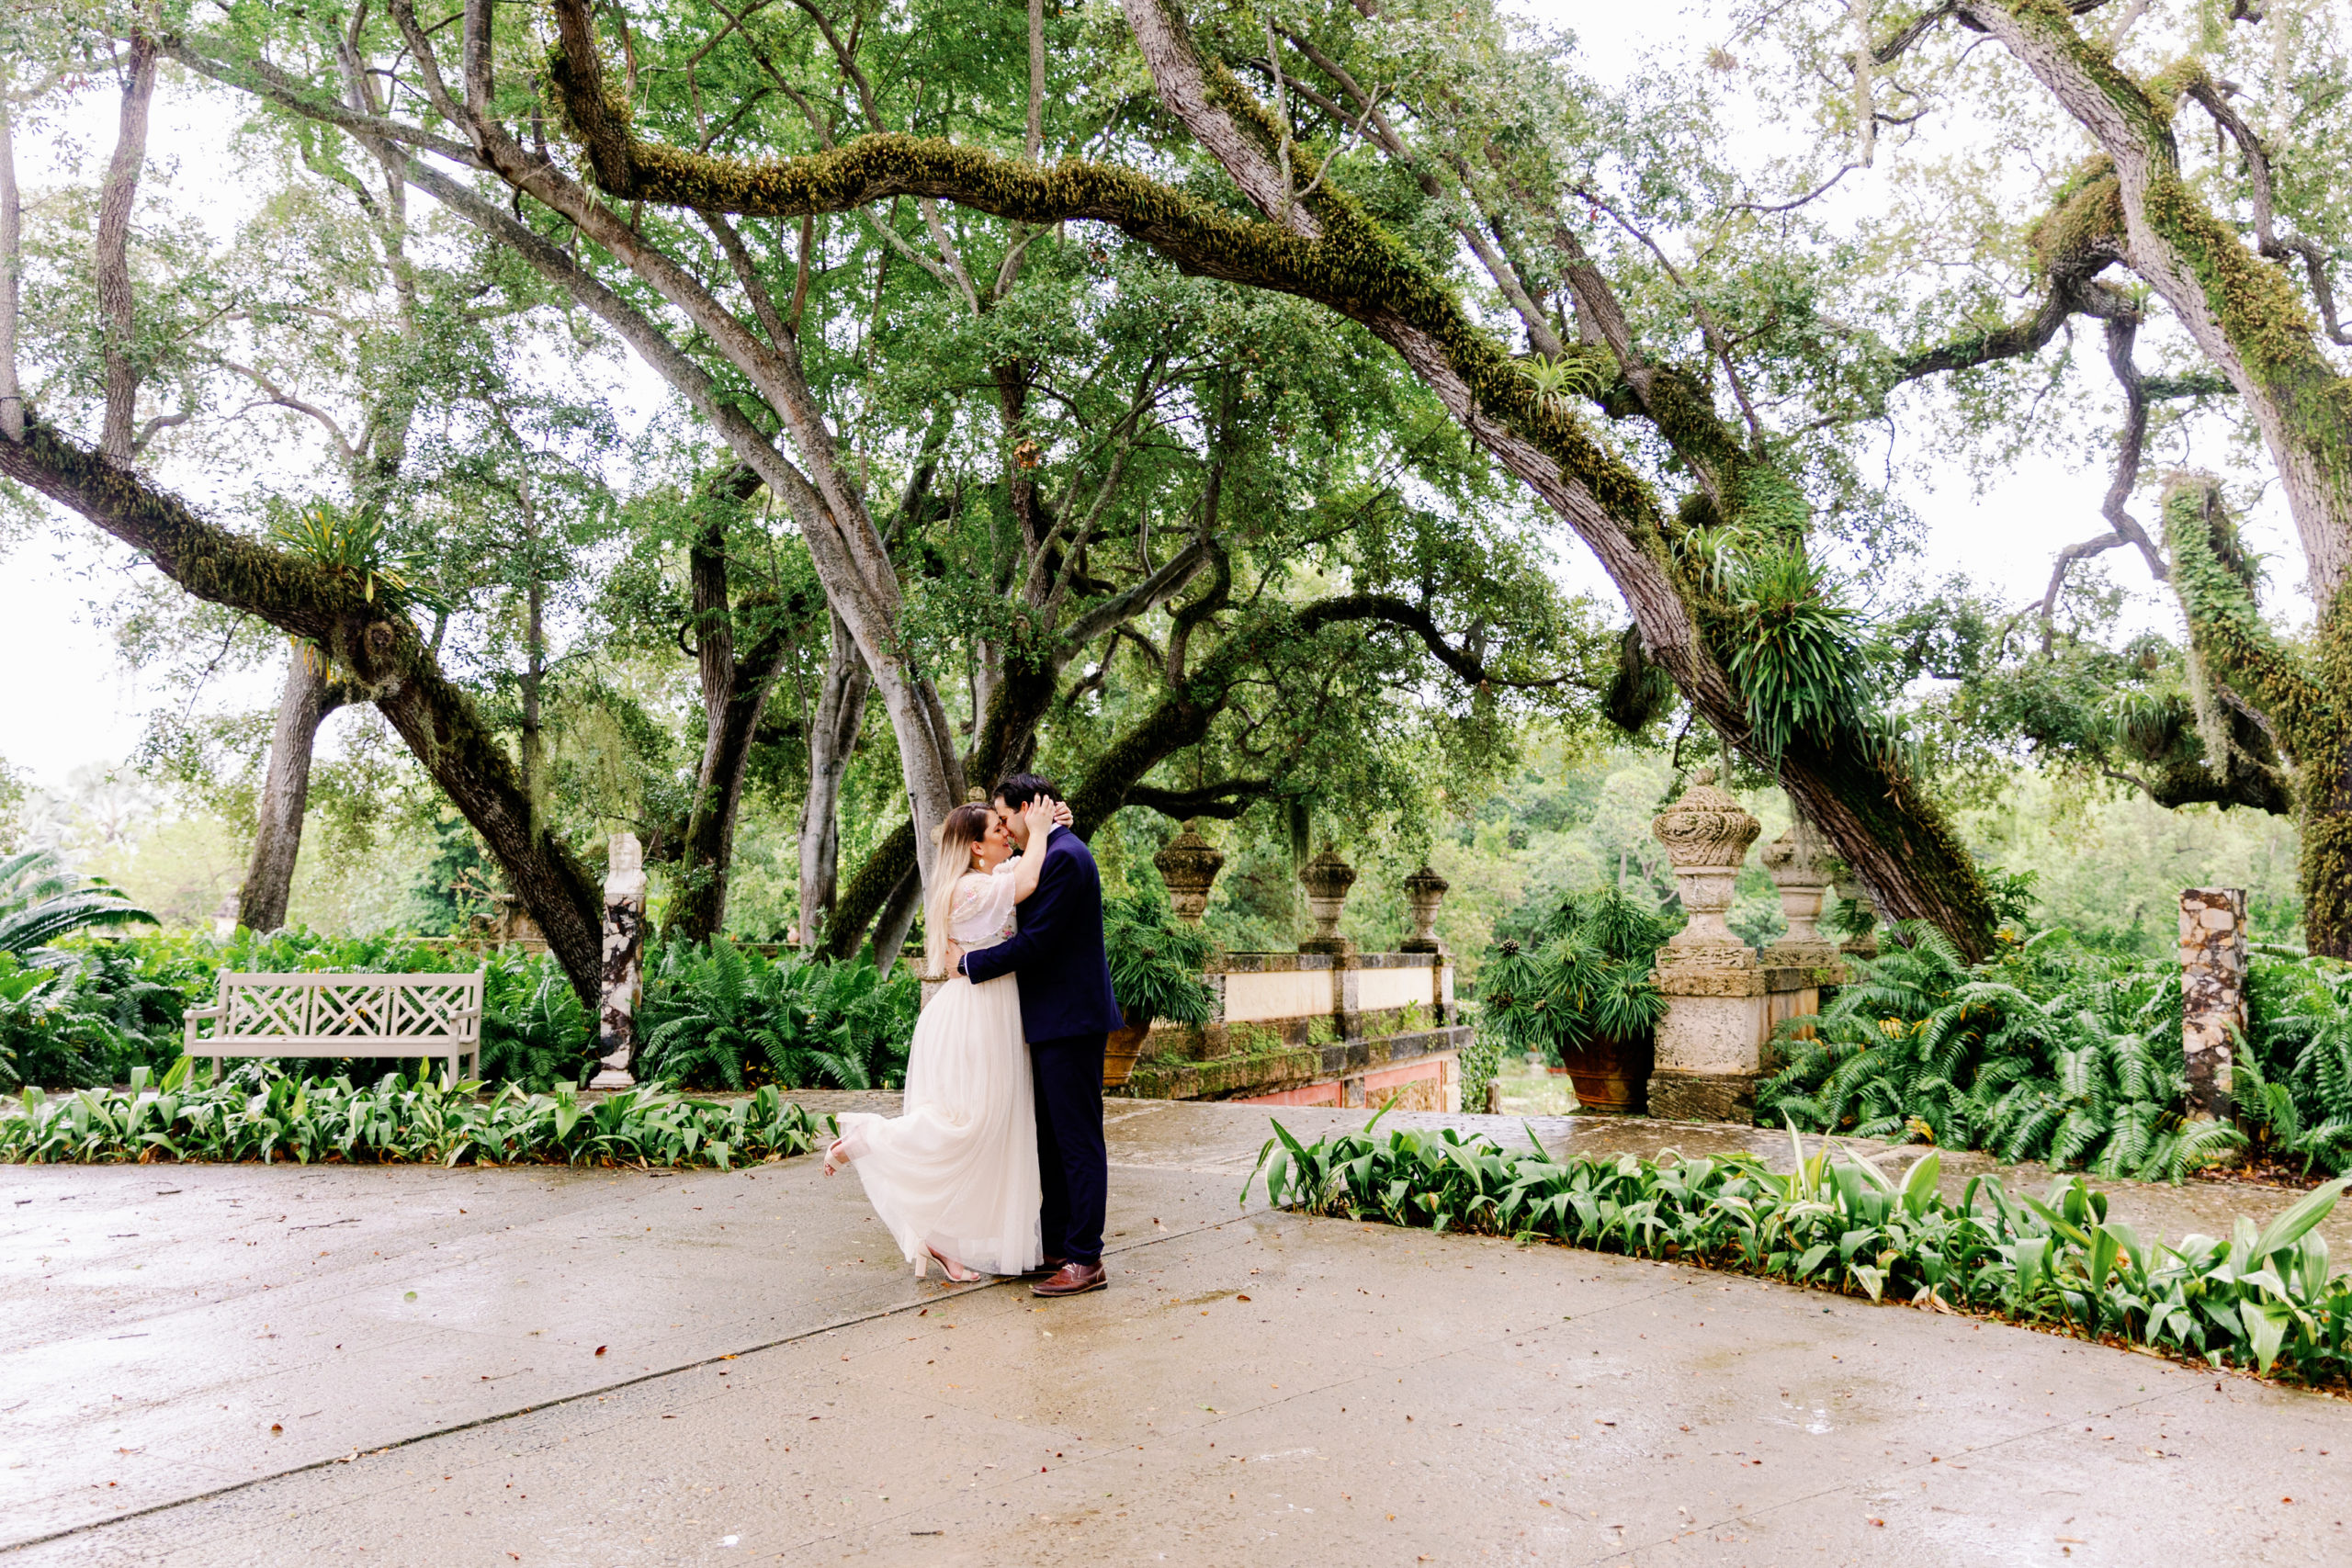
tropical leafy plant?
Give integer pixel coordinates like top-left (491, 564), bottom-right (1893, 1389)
top-left (1, 1060), bottom-right (823, 1169)
top-left (1480, 887), bottom-right (1672, 1064)
top-left (0, 851), bottom-right (157, 958)
top-left (1103, 887), bottom-right (1216, 1028)
top-left (1249, 1116), bottom-right (2352, 1390)
top-left (1762, 924), bottom-right (2246, 1180)
top-left (636, 939), bottom-right (917, 1091)
top-left (479, 955), bottom-right (595, 1091)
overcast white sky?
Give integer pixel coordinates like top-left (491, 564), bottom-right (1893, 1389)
top-left (0, 2), bottom-right (2277, 791)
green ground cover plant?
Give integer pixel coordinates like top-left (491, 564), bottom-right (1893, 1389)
top-left (1249, 1116), bottom-right (2352, 1391)
top-left (0, 1061), bottom-right (823, 1169)
top-left (1762, 926), bottom-right (2352, 1179)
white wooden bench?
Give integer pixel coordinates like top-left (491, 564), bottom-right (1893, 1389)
top-left (182, 971), bottom-right (486, 1081)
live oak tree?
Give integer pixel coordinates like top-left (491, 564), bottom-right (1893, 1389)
top-left (0, 26), bottom-right (616, 1001)
top-left (1713, 0), bottom-right (2352, 951)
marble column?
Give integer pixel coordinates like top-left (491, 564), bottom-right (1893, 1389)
top-left (589, 833), bottom-right (650, 1090)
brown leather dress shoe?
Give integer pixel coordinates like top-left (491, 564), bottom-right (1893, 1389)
top-left (1030, 1260), bottom-right (1107, 1297)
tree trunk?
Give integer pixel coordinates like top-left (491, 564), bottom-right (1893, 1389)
top-left (514, 0), bottom-right (1997, 955)
top-left (797, 610), bottom-right (869, 946)
top-left (869, 862), bottom-right (922, 977)
top-left (669, 493), bottom-right (797, 942)
top-left (237, 648), bottom-right (348, 931)
top-left (0, 87), bottom-right (25, 444)
top-left (1962, 2), bottom-right (2352, 604)
top-left (94, 34), bottom-right (157, 465)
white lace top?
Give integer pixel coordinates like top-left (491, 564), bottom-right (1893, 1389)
top-left (947, 861), bottom-right (1021, 949)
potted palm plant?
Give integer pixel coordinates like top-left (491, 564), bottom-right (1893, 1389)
top-left (1482, 888), bottom-right (1672, 1113)
top-left (1102, 887), bottom-right (1216, 1089)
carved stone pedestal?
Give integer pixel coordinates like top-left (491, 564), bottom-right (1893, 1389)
top-left (1649, 770), bottom-right (1768, 1123)
top-left (1154, 822), bottom-right (1225, 926)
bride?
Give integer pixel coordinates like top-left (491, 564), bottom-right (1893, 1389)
top-left (822, 795), bottom-right (1060, 1281)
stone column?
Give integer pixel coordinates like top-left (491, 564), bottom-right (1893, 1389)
top-left (589, 833), bottom-right (650, 1090)
top-left (1399, 865), bottom-right (1450, 954)
top-left (2180, 886), bottom-right (2247, 1120)
top-left (1761, 818), bottom-right (1841, 971)
top-left (1153, 821), bottom-right (1226, 925)
top-left (1297, 846), bottom-right (1358, 954)
top-left (1648, 769), bottom-right (1766, 1123)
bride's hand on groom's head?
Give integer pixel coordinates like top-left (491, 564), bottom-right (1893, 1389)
top-left (1049, 798), bottom-right (1074, 829)
top-left (1026, 797), bottom-right (1063, 837)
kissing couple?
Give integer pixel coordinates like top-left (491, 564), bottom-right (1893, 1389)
top-left (822, 773), bottom-right (1122, 1298)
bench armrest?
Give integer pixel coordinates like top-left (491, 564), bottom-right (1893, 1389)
top-left (183, 1005), bottom-right (223, 1021)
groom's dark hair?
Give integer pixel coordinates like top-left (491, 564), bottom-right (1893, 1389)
top-left (991, 773), bottom-right (1060, 810)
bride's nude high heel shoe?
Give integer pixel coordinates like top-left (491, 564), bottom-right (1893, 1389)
top-left (917, 1246), bottom-right (983, 1283)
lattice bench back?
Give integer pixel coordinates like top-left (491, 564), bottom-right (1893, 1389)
top-left (183, 971), bottom-right (486, 1080)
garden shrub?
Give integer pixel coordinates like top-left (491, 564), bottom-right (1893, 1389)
top-left (636, 938), bottom-right (918, 1091)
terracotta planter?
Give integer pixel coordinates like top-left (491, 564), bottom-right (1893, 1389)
top-left (1554, 1036), bottom-right (1653, 1114)
top-left (1103, 1013), bottom-right (1153, 1089)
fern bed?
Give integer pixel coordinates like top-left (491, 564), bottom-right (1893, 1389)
top-left (1761, 925), bottom-right (2352, 1183)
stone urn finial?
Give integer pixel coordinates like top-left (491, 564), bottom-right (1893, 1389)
top-left (1153, 820), bottom-right (1226, 926)
top-left (1761, 817), bottom-right (1840, 969)
top-left (1651, 767), bottom-right (1760, 961)
top-left (1400, 864), bottom-right (1450, 954)
top-left (1296, 844), bottom-right (1358, 954)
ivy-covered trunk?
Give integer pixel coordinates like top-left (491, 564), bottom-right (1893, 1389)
top-left (0, 421), bottom-right (608, 1007)
top-left (2165, 479), bottom-right (2352, 958)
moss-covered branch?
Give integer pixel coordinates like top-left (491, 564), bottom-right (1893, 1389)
top-left (0, 417), bottom-right (605, 1002)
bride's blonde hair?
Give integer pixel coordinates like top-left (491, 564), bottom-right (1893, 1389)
top-left (923, 803), bottom-right (996, 979)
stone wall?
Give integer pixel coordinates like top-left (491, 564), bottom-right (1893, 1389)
top-left (1121, 951), bottom-right (1464, 1110)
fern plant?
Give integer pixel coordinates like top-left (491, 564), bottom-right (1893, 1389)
top-left (479, 955), bottom-right (594, 1091)
top-left (635, 940), bottom-right (918, 1091)
top-left (1762, 925), bottom-right (2246, 1180)
top-left (0, 851), bottom-right (156, 958)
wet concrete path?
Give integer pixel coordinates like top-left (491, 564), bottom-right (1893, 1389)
top-left (4, 1098), bottom-right (2347, 1565)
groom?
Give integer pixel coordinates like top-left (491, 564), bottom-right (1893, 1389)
top-left (958, 773), bottom-right (1123, 1297)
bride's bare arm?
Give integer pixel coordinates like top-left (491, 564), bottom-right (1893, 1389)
top-left (1009, 797), bottom-right (1060, 902)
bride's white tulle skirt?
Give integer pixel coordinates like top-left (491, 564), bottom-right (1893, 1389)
top-left (833, 971), bottom-right (1042, 1276)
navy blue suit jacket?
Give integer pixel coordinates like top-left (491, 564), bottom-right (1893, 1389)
top-left (961, 824), bottom-right (1124, 1042)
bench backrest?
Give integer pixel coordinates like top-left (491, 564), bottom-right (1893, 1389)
top-left (207, 971), bottom-right (486, 1049)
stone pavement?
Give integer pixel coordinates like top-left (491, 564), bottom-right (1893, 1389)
top-left (3, 1097), bottom-right (2347, 1566)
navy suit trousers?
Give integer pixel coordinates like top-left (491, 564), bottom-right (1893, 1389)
top-left (1030, 1032), bottom-right (1108, 1266)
